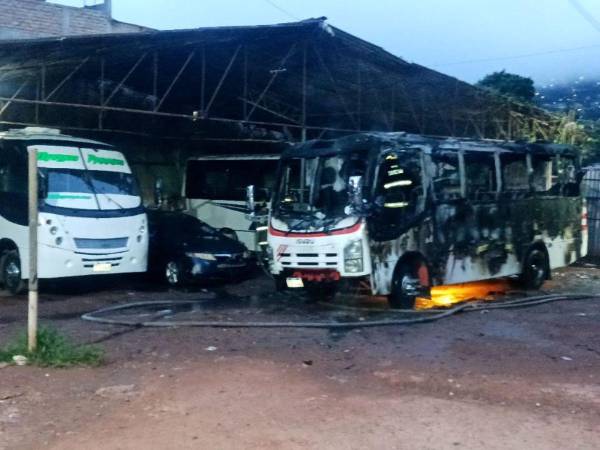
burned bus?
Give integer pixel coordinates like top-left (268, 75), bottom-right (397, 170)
top-left (265, 133), bottom-right (588, 308)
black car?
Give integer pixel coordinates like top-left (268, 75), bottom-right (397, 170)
top-left (147, 210), bottom-right (253, 286)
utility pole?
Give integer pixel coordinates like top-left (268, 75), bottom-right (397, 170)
top-left (28, 148), bottom-right (38, 352)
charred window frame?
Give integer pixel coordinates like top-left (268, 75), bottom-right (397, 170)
top-left (431, 151), bottom-right (463, 202)
top-left (548, 154), bottom-right (580, 197)
top-left (462, 151), bottom-right (500, 201)
top-left (501, 153), bottom-right (530, 197)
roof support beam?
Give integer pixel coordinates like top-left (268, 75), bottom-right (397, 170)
top-left (245, 42), bottom-right (297, 122)
top-left (155, 50), bottom-right (195, 112)
top-left (312, 44), bottom-right (359, 130)
top-left (103, 52), bottom-right (147, 107)
top-left (203, 45), bottom-right (240, 117)
top-left (45, 57), bottom-right (89, 101)
top-left (0, 96), bottom-right (365, 135)
top-left (0, 79), bottom-right (29, 117)
top-left (239, 97), bottom-right (299, 124)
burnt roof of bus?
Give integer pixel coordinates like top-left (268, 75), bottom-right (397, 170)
top-left (281, 132), bottom-right (578, 159)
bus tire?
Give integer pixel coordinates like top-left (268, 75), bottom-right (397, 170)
top-left (1, 250), bottom-right (27, 295)
top-left (520, 248), bottom-right (549, 290)
top-left (388, 261), bottom-right (428, 310)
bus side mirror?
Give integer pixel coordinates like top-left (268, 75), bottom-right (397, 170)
top-left (38, 172), bottom-right (48, 199)
top-left (348, 175), bottom-right (364, 214)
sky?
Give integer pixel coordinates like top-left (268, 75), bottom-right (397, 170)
top-left (52, 0), bottom-right (600, 85)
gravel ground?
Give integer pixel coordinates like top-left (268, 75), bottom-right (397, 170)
top-left (1, 264), bottom-right (599, 450)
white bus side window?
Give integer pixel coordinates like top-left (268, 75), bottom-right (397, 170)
top-left (0, 143), bottom-right (26, 195)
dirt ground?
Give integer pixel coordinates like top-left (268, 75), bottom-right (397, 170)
top-left (1, 264), bottom-right (600, 450)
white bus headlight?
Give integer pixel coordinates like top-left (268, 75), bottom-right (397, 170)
top-left (186, 252), bottom-right (217, 261)
top-left (344, 239), bottom-right (364, 273)
top-left (50, 226), bottom-right (59, 235)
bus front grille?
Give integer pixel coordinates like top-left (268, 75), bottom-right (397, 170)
top-left (82, 256), bottom-right (123, 268)
top-left (279, 252), bottom-right (338, 268)
top-left (74, 237), bottom-right (129, 250)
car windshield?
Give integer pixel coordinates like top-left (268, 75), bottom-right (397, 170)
top-left (274, 152), bottom-right (366, 219)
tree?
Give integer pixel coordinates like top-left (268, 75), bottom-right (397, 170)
top-left (477, 70), bottom-right (536, 103)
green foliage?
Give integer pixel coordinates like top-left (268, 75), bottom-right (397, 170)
top-left (579, 120), bottom-right (600, 165)
top-left (0, 327), bottom-right (103, 368)
top-left (477, 70), bottom-right (536, 103)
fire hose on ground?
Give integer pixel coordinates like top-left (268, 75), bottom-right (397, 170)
top-left (80, 293), bottom-right (600, 329)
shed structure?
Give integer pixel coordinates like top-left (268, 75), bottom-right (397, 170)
top-left (0, 18), bottom-right (561, 201)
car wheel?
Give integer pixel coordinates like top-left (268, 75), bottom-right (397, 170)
top-left (164, 260), bottom-right (184, 287)
top-left (1, 250), bottom-right (27, 295)
top-left (520, 248), bottom-right (549, 290)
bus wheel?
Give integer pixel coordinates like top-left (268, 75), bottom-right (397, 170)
top-left (520, 249), bottom-right (549, 290)
top-left (389, 263), bottom-right (425, 309)
top-left (165, 260), bottom-right (184, 287)
top-left (1, 251), bottom-right (27, 295)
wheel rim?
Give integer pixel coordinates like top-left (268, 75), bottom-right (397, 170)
top-left (165, 262), bottom-right (179, 285)
top-left (5, 260), bottom-right (21, 289)
top-left (400, 274), bottom-right (419, 297)
top-left (528, 252), bottom-right (546, 285)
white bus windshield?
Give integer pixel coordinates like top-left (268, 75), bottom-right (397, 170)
top-left (34, 145), bottom-right (141, 211)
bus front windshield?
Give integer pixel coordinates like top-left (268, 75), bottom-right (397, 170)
top-left (41, 168), bottom-right (140, 210)
top-left (274, 153), bottom-right (366, 221)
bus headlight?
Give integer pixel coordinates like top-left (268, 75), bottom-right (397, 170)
top-left (344, 239), bottom-right (364, 273)
top-left (186, 252), bottom-right (217, 261)
top-left (55, 237), bottom-right (63, 246)
top-left (139, 225), bottom-right (146, 234)
top-left (50, 226), bottom-right (59, 235)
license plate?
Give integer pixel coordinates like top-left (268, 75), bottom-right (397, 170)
top-left (286, 277), bottom-right (304, 288)
top-left (93, 263), bottom-right (113, 273)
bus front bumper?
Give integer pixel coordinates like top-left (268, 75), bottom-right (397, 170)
top-left (30, 244), bottom-right (148, 279)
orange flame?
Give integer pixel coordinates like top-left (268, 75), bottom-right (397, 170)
top-left (416, 279), bottom-right (512, 310)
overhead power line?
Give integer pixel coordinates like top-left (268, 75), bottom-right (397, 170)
top-left (433, 43), bottom-right (600, 67)
top-left (262, 0), bottom-right (301, 21)
top-left (568, 0), bottom-right (600, 34)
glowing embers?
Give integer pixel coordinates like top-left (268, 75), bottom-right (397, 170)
top-left (416, 279), bottom-right (512, 310)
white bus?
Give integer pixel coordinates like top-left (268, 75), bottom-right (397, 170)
top-left (0, 127), bottom-right (148, 293)
top-left (185, 155), bottom-right (279, 251)
top-left (266, 133), bottom-right (588, 308)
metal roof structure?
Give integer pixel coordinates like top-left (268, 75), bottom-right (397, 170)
top-left (0, 18), bottom-right (557, 145)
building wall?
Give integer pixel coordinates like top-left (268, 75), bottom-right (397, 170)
top-left (0, 0), bottom-right (151, 40)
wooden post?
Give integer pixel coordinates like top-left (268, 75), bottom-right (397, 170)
top-left (27, 148), bottom-right (38, 353)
